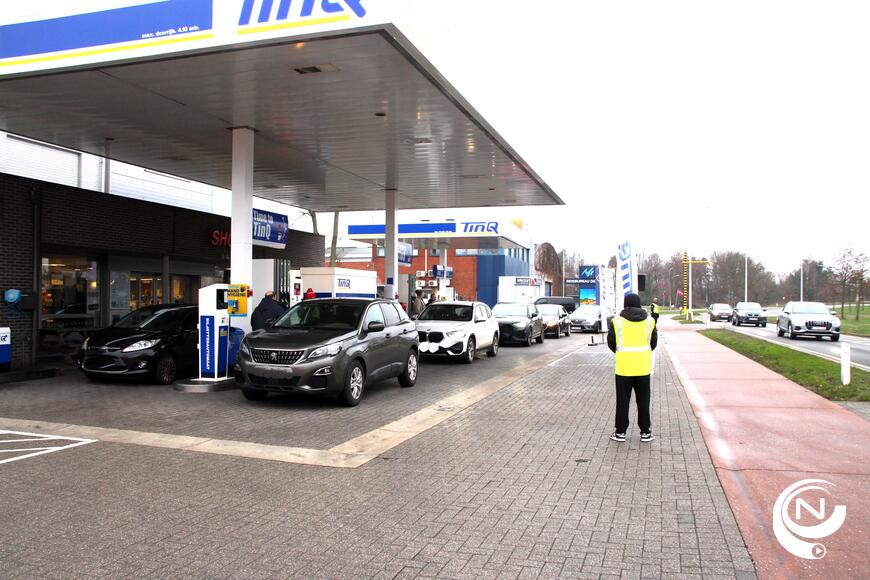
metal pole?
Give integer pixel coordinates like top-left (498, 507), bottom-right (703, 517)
top-left (800, 261), bottom-right (804, 301)
top-left (688, 259), bottom-right (693, 317)
top-left (744, 255), bottom-right (749, 302)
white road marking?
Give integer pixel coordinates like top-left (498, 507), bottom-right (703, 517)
top-left (0, 342), bottom-right (582, 469)
top-left (0, 430), bottom-right (96, 465)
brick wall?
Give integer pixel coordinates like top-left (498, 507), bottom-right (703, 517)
top-left (0, 175), bottom-right (36, 369)
top-left (335, 248), bottom-right (478, 300)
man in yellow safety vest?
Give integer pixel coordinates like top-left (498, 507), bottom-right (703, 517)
top-left (607, 293), bottom-right (658, 442)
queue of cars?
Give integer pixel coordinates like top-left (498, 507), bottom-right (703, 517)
top-left (81, 297), bottom-right (585, 407)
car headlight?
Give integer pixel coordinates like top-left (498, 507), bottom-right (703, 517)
top-left (82, 337), bottom-right (90, 349)
top-left (513, 322), bottom-right (526, 328)
top-left (123, 339), bottom-right (160, 352)
top-left (446, 330), bottom-right (466, 337)
top-left (308, 342), bottom-right (342, 360)
top-left (240, 340), bottom-right (251, 356)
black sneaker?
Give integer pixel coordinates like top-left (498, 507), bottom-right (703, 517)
top-left (610, 431), bottom-right (626, 442)
top-left (640, 432), bottom-right (655, 442)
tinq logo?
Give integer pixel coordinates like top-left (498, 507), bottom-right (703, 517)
top-left (773, 479), bottom-right (846, 559)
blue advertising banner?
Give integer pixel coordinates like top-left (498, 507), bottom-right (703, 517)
top-left (577, 265), bottom-right (599, 305)
top-left (0, 0), bottom-right (214, 61)
top-left (398, 242), bottom-right (413, 266)
top-left (252, 209), bottom-right (288, 249)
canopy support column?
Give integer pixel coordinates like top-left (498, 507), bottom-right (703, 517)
top-left (384, 189), bottom-right (398, 300)
top-left (231, 127), bottom-right (254, 332)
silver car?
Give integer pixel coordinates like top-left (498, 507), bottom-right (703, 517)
top-left (777, 301), bottom-right (841, 341)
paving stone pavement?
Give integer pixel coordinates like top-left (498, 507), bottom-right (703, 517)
top-left (0, 348), bottom-right (756, 579)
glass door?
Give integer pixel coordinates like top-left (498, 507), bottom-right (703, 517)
top-left (129, 273), bottom-right (162, 311)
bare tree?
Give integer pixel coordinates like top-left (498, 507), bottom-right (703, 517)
top-left (852, 251), bottom-right (867, 320)
top-left (833, 248), bottom-right (855, 316)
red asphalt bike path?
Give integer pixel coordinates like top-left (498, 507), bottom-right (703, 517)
top-left (660, 319), bottom-right (870, 580)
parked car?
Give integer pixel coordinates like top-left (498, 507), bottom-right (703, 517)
top-left (80, 304), bottom-right (198, 384)
top-left (707, 303), bottom-right (732, 322)
top-left (236, 299), bottom-right (418, 406)
top-left (570, 304), bottom-right (605, 333)
top-left (414, 301), bottom-right (499, 363)
top-left (536, 304), bottom-right (571, 338)
top-left (534, 296), bottom-right (579, 314)
top-left (732, 302), bottom-right (766, 327)
top-left (492, 303), bottom-right (545, 346)
top-left (777, 301), bottom-right (841, 341)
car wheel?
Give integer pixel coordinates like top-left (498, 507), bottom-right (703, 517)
top-left (398, 350), bottom-right (418, 387)
top-left (487, 334), bottom-right (499, 357)
top-left (242, 388), bottom-right (267, 401)
top-left (831, 334), bottom-right (840, 342)
top-left (339, 360), bottom-right (366, 406)
top-left (788, 323), bottom-right (796, 340)
top-left (524, 329), bottom-right (533, 347)
top-left (565, 326), bottom-right (571, 337)
top-left (761, 323), bottom-right (767, 327)
top-left (462, 337), bottom-right (476, 364)
top-left (777, 326), bottom-right (785, 337)
top-left (815, 335), bottom-right (823, 340)
top-left (536, 329), bottom-right (545, 344)
top-left (152, 354), bottom-right (177, 385)
top-left (553, 328), bottom-right (560, 339)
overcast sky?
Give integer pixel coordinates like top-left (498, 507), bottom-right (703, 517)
top-left (391, 1), bottom-right (870, 275)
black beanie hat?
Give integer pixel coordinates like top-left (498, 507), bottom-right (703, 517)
top-left (623, 293), bottom-right (641, 308)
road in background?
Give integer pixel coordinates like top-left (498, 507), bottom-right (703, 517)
top-left (715, 320), bottom-right (870, 370)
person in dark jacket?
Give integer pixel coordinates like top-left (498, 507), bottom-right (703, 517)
top-left (251, 291), bottom-right (286, 330)
top-left (607, 293), bottom-right (658, 442)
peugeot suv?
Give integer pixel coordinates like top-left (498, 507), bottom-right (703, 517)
top-left (236, 299), bottom-right (419, 406)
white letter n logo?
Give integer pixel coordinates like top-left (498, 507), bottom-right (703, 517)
top-left (796, 498), bottom-right (825, 520)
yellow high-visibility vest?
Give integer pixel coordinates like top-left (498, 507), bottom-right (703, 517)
top-left (613, 316), bottom-right (655, 376)
top-left (650, 303), bottom-right (659, 314)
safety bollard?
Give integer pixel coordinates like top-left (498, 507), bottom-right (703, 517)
top-left (841, 343), bottom-right (851, 386)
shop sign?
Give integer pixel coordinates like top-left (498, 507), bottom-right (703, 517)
top-left (210, 209), bottom-right (288, 248)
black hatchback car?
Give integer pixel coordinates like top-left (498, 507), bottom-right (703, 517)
top-left (80, 305), bottom-right (198, 384)
top-left (236, 299), bottom-right (419, 406)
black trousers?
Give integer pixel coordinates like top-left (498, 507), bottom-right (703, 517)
top-left (614, 374), bottom-right (651, 433)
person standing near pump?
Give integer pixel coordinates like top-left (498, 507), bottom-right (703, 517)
top-left (250, 291), bottom-right (286, 331)
top-left (410, 289), bottom-right (426, 318)
top-left (607, 293), bottom-right (658, 442)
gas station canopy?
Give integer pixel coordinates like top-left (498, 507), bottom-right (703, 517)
top-left (0, 2), bottom-right (562, 212)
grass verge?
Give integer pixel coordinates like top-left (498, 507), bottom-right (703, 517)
top-left (699, 329), bottom-right (870, 401)
top-left (837, 305), bottom-right (870, 338)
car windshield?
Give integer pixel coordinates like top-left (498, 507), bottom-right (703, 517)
top-left (418, 304), bottom-right (473, 322)
top-left (274, 301), bottom-right (364, 330)
top-left (114, 307), bottom-right (190, 331)
top-left (711, 304), bottom-right (729, 310)
top-left (739, 303), bottom-right (762, 310)
top-left (792, 302), bottom-right (831, 315)
top-left (493, 304), bottom-right (529, 317)
top-left (537, 304), bottom-right (562, 316)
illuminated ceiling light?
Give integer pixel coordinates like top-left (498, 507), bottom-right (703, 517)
top-left (295, 42), bottom-right (305, 48)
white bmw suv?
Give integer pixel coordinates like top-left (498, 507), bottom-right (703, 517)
top-left (414, 301), bottom-right (500, 363)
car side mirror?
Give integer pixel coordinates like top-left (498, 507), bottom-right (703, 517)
top-left (366, 321), bottom-right (386, 333)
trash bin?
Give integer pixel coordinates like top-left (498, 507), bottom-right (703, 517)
top-left (227, 327), bottom-right (246, 369)
top-left (0, 327), bottom-right (10, 371)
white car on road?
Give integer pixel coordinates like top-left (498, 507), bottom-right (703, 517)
top-left (414, 301), bottom-right (500, 363)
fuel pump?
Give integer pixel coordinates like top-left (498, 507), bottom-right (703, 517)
top-left (198, 284), bottom-right (230, 381)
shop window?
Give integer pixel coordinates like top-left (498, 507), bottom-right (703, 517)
top-left (40, 257), bottom-right (100, 330)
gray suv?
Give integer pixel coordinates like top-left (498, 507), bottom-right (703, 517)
top-left (235, 299), bottom-right (419, 406)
